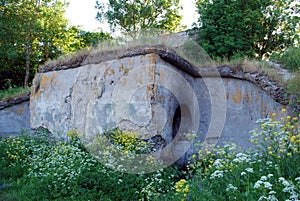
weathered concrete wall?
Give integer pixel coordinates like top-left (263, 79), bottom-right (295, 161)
top-left (0, 98), bottom-right (30, 136)
top-left (30, 52), bottom-right (287, 167)
top-left (220, 78), bottom-right (283, 148)
top-left (30, 54), bottom-right (159, 138)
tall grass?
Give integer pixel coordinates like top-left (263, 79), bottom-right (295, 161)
top-left (0, 87), bottom-right (30, 101)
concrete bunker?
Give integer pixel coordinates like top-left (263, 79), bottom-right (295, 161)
top-left (28, 44), bottom-right (289, 167)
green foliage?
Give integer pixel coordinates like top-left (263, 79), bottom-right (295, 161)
top-left (0, 130), bottom-right (179, 201)
top-left (0, 0), bottom-right (112, 89)
top-left (1, 115), bottom-right (299, 200)
top-left (0, 0), bottom-right (68, 88)
top-left (96, 0), bottom-right (184, 37)
top-left (270, 46), bottom-right (300, 112)
top-left (194, 0), bottom-right (300, 60)
top-left (0, 87), bottom-right (30, 100)
top-left (271, 47), bottom-right (300, 72)
top-left (65, 26), bottom-right (113, 51)
top-left (287, 73), bottom-right (300, 114)
top-left (176, 113), bottom-right (300, 201)
top-left (103, 128), bottom-right (152, 153)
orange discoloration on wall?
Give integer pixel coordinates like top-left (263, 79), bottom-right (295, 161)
top-left (32, 73), bottom-right (57, 99)
top-left (244, 93), bottom-right (252, 103)
top-left (255, 91), bottom-right (260, 102)
top-left (232, 82), bottom-right (242, 104)
top-left (110, 69), bottom-right (115, 75)
top-left (225, 79), bottom-right (229, 86)
top-left (104, 66), bottom-right (110, 77)
top-left (226, 93), bottom-right (230, 100)
top-left (15, 107), bottom-right (24, 114)
top-left (263, 106), bottom-right (267, 117)
top-left (260, 101), bottom-right (267, 117)
top-left (146, 85), bottom-right (153, 100)
top-left (146, 53), bottom-right (158, 65)
top-left (127, 58), bottom-right (134, 66)
top-left (118, 65), bottom-right (124, 72)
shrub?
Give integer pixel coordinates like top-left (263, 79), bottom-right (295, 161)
top-left (271, 47), bottom-right (300, 72)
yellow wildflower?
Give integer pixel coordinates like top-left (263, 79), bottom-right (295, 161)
top-left (290, 136), bottom-right (296, 143)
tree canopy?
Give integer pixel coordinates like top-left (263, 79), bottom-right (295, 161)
top-left (96, 0), bottom-right (184, 36)
top-left (0, 0), bottom-right (111, 89)
top-left (194, 0), bottom-right (300, 59)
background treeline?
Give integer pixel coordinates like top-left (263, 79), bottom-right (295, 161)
top-left (0, 0), bottom-right (299, 89)
top-left (0, 0), bottom-right (111, 89)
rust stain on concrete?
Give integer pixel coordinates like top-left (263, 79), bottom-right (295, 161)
top-left (226, 93), bottom-right (230, 100)
top-left (118, 64), bottom-right (124, 72)
top-left (260, 101), bottom-right (267, 117)
top-left (225, 79), bottom-right (229, 86)
top-left (244, 92), bottom-right (252, 103)
top-left (147, 53), bottom-right (158, 65)
top-left (32, 73), bottom-right (57, 99)
top-left (232, 81), bottom-right (242, 104)
top-left (15, 107), bottom-right (24, 114)
top-left (127, 58), bottom-right (134, 66)
top-left (110, 69), bottom-right (115, 75)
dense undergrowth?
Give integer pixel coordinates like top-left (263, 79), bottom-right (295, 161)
top-left (0, 110), bottom-right (299, 201)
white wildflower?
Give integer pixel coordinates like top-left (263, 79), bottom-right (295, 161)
top-left (246, 168), bottom-right (254, 173)
top-left (290, 193), bottom-right (299, 200)
top-left (226, 184), bottom-right (238, 192)
top-left (254, 180), bottom-right (263, 189)
top-left (264, 182), bottom-right (273, 190)
top-left (233, 153), bottom-right (250, 163)
top-left (213, 159), bottom-right (224, 168)
top-left (261, 176), bottom-right (267, 181)
top-left (278, 177), bottom-right (285, 182)
top-left (259, 194), bottom-right (279, 201)
top-left (267, 174), bottom-right (273, 178)
top-left (210, 170), bottom-right (224, 179)
top-left (241, 172), bottom-right (247, 176)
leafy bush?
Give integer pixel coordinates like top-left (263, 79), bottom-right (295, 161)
top-left (271, 47), bottom-right (300, 72)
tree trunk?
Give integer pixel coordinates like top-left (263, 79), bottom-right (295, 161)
top-left (24, 28), bottom-right (31, 87)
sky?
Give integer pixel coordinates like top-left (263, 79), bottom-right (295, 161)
top-left (65, 0), bottom-right (199, 32)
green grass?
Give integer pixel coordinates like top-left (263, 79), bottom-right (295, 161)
top-left (0, 87), bottom-right (30, 101)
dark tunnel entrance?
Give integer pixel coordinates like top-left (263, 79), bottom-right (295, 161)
top-left (172, 105), bottom-right (181, 140)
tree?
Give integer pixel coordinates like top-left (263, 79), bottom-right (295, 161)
top-left (96, 0), bottom-right (183, 36)
top-left (0, 0), bottom-right (69, 87)
top-left (0, 0), bottom-right (112, 89)
top-left (194, 0), bottom-right (300, 59)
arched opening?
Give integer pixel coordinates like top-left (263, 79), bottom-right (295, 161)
top-left (172, 105), bottom-right (181, 139)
